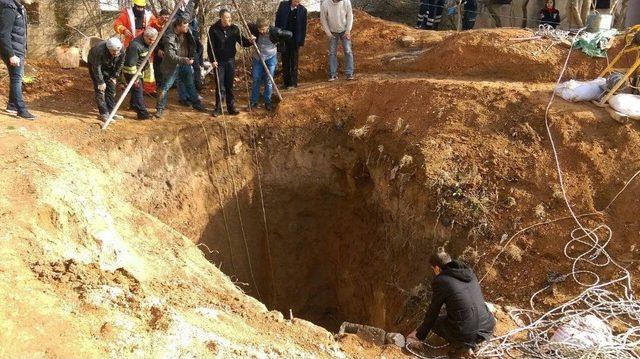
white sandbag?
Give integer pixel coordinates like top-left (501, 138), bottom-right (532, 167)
top-left (609, 94), bottom-right (640, 120)
top-left (549, 314), bottom-right (612, 348)
top-left (555, 78), bottom-right (606, 102)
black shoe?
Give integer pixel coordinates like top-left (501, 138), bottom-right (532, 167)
top-left (137, 112), bottom-right (151, 120)
top-left (5, 103), bottom-right (18, 115)
top-left (265, 103), bottom-right (274, 111)
top-left (193, 104), bottom-right (207, 112)
top-left (178, 99), bottom-right (191, 107)
top-left (18, 110), bottom-right (36, 120)
top-left (154, 110), bottom-right (164, 119)
top-left (211, 108), bottom-right (222, 117)
top-left (227, 108), bottom-right (240, 115)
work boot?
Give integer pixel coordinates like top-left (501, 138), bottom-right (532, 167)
top-left (18, 110), bottom-right (36, 120)
top-left (265, 102), bottom-right (274, 111)
top-left (227, 108), bottom-right (240, 115)
top-left (137, 112), bottom-right (151, 120)
top-left (178, 99), bottom-right (191, 107)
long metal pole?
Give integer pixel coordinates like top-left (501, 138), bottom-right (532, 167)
top-left (230, 0), bottom-right (283, 101)
top-left (206, 27), bottom-right (227, 115)
top-left (102, 0), bottom-right (187, 130)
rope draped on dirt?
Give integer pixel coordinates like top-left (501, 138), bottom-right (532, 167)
top-left (474, 28), bottom-right (640, 358)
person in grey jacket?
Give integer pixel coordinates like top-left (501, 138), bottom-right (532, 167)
top-left (87, 37), bottom-right (125, 122)
top-left (155, 15), bottom-right (205, 118)
top-left (0, 0), bottom-right (35, 119)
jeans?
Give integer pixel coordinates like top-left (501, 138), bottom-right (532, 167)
top-left (3, 57), bottom-right (27, 112)
top-left (251, 55), bottom-right (277, 105)
top-left (329, 32), bottom-right (354, 78)
top-left (282, 39), bottom-right (300, 87)
top-left (214, 59), bottom-right (236, 110)
top-left (157, 64), bottom-right (201, 111)
top-left (89, 68), bottom-right (116, 116)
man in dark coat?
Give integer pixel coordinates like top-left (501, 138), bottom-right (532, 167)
top-left (87, 37), bottom-right (125, 122)
top-left (122, 27), bottom-right (158, 120)
top-left (155, 15), bottom-right (205, 118)
top-left (0, 0), bottom-right (35, 119)
top-left (275, 0), bottom-right (307, 89)
top-left (407, 249), bottom-right (495, 358)
top-left (207, 9), bottom-right (253, 116)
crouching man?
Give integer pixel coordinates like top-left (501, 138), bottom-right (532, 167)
top-left (87, 37), bottom-right (125, 122)
top-left (407, 248), bottom-right (495, 358)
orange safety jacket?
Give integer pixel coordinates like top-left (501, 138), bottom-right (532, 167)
top-left (113, 8), bottom-right (157, 94)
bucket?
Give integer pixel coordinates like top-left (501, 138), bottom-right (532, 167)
top-left (586, 13), bottom-right (614, 32)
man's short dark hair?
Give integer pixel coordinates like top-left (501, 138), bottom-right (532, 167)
top-left (174, 15), bottom-right (190, 27)
top-left (430, 248), bottom-right (452, 268)
top-left (219, 8), bottom-right (229, 17)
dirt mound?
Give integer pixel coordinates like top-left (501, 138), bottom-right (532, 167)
top-left (299, 10), bottom-right (445, 81)
top-left (393, 28), bottom-right (610, 82)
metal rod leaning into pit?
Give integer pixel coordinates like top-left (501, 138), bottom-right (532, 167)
top-left (206, 27), bottom-right (227, 115)
top-left (230, 0), bottom-right (283, 102)
top-left (102, 0), bottom-right (187, 130)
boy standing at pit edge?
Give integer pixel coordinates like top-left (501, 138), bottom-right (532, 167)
top-left (320, 0), bottom-right (355, 81)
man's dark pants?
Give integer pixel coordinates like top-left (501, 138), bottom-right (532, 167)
top-left (129, 78), bottom-right (149, 117)
top-left (3, 57), bottom-right (27, 112)
top-left (282, 39), bottom-right (300, 87)
top-left (89, 68), bottom-right (116, 116)
top-left (214, 58), bottom-right (236, 111)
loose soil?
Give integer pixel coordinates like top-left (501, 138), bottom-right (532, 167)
top-left (1, 11), bottom-right (639, 359)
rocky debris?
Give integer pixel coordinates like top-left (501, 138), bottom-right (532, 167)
top-left (399, 35), bottom-right (417, 47)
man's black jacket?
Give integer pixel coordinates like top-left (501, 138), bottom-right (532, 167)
top-left (207, 20), bottom-right (252, 62)
top-left (275, 1), bottom-right (308, 46)
top-left (416, 260), bottom-right (495, 343)
top-left (87, 41), bottom-right (125, 84)
top-left (0, 0), bottom-right (27, 61)
top-left (247, 24), bottom-right (293, 45)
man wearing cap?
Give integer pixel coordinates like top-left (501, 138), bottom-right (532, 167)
top-left (87, 37), bottom-right (126, 122)
top-left (122, 27), bottom-right (158, 120)
top-left (0, 0), bottom-right (36, 120)
top-left (114, 0), bottom-right (158, 95)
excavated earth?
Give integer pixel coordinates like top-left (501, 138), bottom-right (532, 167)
top-left (1, 11), bottom-right (640, 359)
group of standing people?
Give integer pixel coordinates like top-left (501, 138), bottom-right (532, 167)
top-left (89, 0), bottom-right (356, 121)
top-left (1, 0), bottom-right (357, 122)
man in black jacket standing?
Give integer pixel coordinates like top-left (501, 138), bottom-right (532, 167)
top-left (275, 0), bottom-right (307, 89)
top-left (407, 249), bottom-right (495, 358)
top-left (0, 0), bottom-right (35, 119)
top-left (207, 9), bottom-right (253, 116)
top-left (87, 37), bottom-right (125, 122)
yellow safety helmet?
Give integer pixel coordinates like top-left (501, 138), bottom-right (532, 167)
top-left (133, 0), bottom-right (146, 7)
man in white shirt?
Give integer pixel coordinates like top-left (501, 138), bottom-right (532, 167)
top-left (320, 0), bottom-right (355, 81)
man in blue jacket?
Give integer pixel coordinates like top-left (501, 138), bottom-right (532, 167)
top-left (0, 0), bottom-right (36, 119)
top-left (275, 0), bottom-right (307, 89)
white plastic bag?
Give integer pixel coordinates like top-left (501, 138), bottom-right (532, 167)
top-left (549, 314), bottom-right (612, 348)
top-left (555, 78), bottom-right (606, 102)
top-left (609, 94), bottom-right (640, 120)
